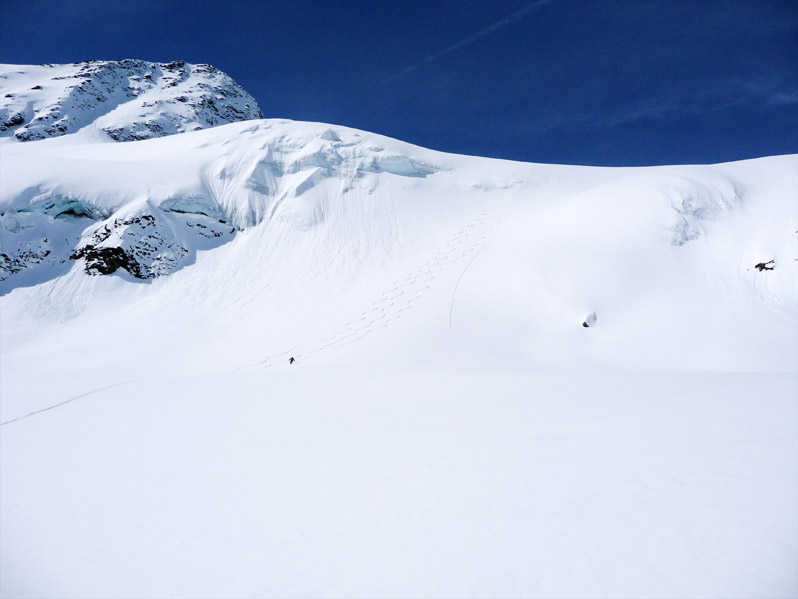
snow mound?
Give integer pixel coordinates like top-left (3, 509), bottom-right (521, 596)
top-left (0, 60), bottom-right (262, 142)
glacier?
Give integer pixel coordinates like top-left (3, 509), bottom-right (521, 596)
top-left (0, 61), bottom-right (796, 599)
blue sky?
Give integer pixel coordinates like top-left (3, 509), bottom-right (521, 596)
top-left (1, 0), bottom-right (796, 165)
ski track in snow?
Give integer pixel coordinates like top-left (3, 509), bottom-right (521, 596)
top-left (0, 380), bottom-right (138, 427)
top-left (449, 243), bottom-right (485, 328)
top-left (238, 209), bottom-right (505, 370)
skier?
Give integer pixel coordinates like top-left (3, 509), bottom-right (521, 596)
top-left (289, 357), bottom-right (296, 364)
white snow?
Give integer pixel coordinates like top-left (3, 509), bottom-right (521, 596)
top-left (0, 75), bottom-right (796, 597)
top-left (2, 371), bottom-right (795, 598)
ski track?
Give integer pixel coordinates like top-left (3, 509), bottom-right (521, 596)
top-left (0, 379), bottom-right (138, 427)
top-left (240, 210), bottom-right (505, 370)
top-left (449, 243), bottom-right (485, 328)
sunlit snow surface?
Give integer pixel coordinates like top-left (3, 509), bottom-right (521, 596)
top-left (1, 115), bottom-right (796, 598)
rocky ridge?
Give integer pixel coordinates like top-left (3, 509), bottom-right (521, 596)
top-left (0, 59), bottom-right (263, 142)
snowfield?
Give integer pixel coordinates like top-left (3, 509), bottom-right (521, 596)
top-left (0, 63), bottom-right (796, 598)
top-left (2, 371), bottom-right (795, 598)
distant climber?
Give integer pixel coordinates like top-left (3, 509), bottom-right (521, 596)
top-left (289, 357), bottom-right (295, 364)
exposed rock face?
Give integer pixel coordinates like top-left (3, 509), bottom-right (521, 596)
top-left (0, 117), bottom-right (440, 291)
top-left (0, 211), bottom-right (77, 283)
top-left (70, 214), bottom-right (183, 278)
top-left (71, 245), bottom-right (138, 276)
top-left (0, 204), bottom-right (235, 286)
top-left (0, 59), bottom-right (263, 142)
top-left (69, 213), bottom-right (232, 279)
top-left (755, 260), bottom-right (775, 271)
top-left (0, 244), bottom-right (51, 278)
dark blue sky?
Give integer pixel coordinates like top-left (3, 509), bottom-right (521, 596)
top-left (1, 0), bottom-right (796, 165)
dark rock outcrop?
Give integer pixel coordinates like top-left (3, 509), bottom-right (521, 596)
top-left (0, 59), bottom-right (263, 142)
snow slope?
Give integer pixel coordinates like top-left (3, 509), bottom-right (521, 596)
top-left (1, 119), bottom-right (795, 380)
top-left (0, 74), bottom-right (796, 597)
top-left (2, 370), bottom-right (795, 599)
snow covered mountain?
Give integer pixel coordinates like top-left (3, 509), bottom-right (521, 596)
top-left (0, 59), bottom-right (262, 142)
top-left (2, 115), bottom-right (795, 373)
top-left (1, 62), bottom-right (796, 598)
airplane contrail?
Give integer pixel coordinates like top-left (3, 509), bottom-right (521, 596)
top-left (380, 0), bottom-right (554, 86)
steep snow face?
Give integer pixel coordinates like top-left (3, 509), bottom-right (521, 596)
top-left (0, 116), bottom-right (795, 376)
top-left (0, 60), bottom-right (263, 142)
top-left (0, 120), bottom-right (437, 284)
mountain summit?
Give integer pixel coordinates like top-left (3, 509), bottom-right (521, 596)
top-left (0, 59), bottom-right (262, 142)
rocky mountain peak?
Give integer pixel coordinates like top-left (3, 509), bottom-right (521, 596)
top-left (0, 59), bottom-right (263, 142)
